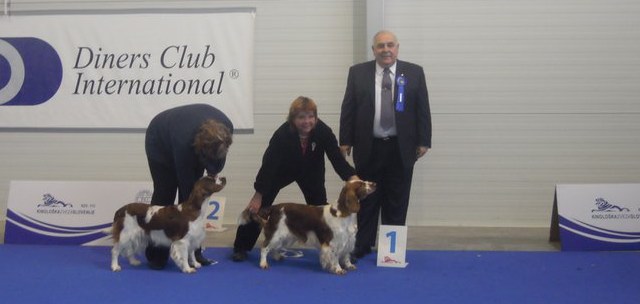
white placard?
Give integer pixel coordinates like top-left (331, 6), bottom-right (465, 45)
top-left (377, 225), bottom-right (408, 268)
top-left (0, 9), bottom-right (255, 130)
top-left (204, 196), bottom-right (227, 232)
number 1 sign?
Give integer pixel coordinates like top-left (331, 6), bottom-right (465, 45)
top-left (377, 225), bottom-right (408, 268)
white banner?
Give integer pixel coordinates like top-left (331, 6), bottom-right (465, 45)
top-left (0, 9), bottom-right (254, 130)
top-left (5, 180), bottom-right (226, 246)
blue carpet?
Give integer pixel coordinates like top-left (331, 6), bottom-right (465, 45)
top-left (0, 244), bottom-right (638, 303)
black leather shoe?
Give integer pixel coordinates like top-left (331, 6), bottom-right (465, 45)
top-left (145, 245), bottom-right (169, 270)
top-left (148, 260), bottom-right (167, 270)
top-left (231, 251), bottom-right (248, 262)
top-left (194, 248), bottom-right (214, 266)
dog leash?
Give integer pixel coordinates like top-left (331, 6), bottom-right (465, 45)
top-left (279, 248), bottom-right (304, 258)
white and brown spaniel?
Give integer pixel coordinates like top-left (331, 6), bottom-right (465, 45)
top-left (109, 175), bottom-right (226, 273)
top-left (240, 180), bottom-right (376, 275)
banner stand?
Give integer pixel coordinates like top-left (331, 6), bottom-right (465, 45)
top-left (549, 190), bottom-right (560, 242)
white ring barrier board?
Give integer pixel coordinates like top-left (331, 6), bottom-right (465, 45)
top-left (5, 180), bottom-right (226, 246)
top-left (550, 184), bottom-right (640, 251)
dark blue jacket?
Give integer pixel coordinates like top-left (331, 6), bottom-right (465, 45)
top-left (146, 104), bottom-right (234, 201)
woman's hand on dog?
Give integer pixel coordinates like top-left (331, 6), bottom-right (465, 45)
top-left (247, 192), bottom-right (263, 214)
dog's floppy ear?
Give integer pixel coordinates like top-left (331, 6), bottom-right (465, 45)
top-left (345, 189), bottom-right (360, 213)
top-left (340, 180), bottom-right (364, 213)
top-left (355, 181), bottom-right (376, 199)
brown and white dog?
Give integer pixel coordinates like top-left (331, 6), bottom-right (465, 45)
top-left (109, 175), bottom-right (226, 273)
top-left (239, 180), bottom-right (376, 275)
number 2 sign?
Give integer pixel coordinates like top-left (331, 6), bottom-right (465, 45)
top-left (204, 196), bottom-right (227, 232)
top-left (377, 225), bottom-right (408, 268)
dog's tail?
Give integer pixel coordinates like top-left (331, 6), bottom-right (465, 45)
top-left (237, 209), bottom-right (268, 227)
top-left (101, 226), bottom-right (113, 235)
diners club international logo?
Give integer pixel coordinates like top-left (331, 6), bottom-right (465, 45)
top-left (0, 37), bottom-right (63, 106)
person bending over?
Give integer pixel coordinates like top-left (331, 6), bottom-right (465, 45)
top-left (145, 103), bottom-right (233, 269)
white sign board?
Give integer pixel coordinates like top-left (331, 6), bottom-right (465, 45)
top-left (0, 9), bottom-right (255, 130)
top-left (204, 197), bottom-right (227, 232)
top-left (5, 180), bottom-right (226, 246)
top-left (552, 184), bottom-right (640, 251)
top-left (377, 225), bottom-right (408, 268)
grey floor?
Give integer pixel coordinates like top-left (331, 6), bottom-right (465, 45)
top-left (0, 221), bottom-right (560, 251)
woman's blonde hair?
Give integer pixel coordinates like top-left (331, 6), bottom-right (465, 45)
top-left (287, 96), bottom-right (318, 126)
top-left (193, 119), bottom-right (233, 161)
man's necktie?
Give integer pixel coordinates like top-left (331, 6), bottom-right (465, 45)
top-left (380, 67), bottom-right (394, 130)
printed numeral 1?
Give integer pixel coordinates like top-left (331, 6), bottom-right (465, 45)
top-left (386, 231), bottom-right (397, 253)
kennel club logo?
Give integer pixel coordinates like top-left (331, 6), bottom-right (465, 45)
top-left (591, 197), bottom-right (639, 220)
top-left (38, 193), bottom-right (74, 208)
top-left (35, 193), bottom-right (95, 215)
top-left (592, 198), bottom-right (630, 212)
top-left (0, 38), bottom-right (63, 106)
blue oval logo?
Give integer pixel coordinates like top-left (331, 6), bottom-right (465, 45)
top-left (0, 37), bottom-right (62, 106)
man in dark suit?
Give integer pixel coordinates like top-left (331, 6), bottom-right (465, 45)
top-left (339, 30), bottom-right (431, 259)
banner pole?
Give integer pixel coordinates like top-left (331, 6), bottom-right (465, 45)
top-left (3, 0), bottom-right (10, 16)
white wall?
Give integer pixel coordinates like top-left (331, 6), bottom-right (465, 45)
top-left (384, 0), bottom-right (640, 226)
top-left (1, 0), bottom-right (639, 228)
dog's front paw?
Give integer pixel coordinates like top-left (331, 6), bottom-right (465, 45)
top-left (111, 265), bottom-right (122, 272)
top-left (182, 267), bottom-right (197, 274)
top-left (259, 262), bottom-right (270, 270)
top-left (333, 268), bottom-right (347, 275)
top-left (345, 264), bottom-right (357, 271)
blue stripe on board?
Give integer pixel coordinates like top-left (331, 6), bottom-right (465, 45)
top-left (559, 215), bottom-right (640, 251)
top-left (559, 215), bottom-right (640, 239)
top-left (4, 221), bottom-right (108, 245)
top-left (5, 209), bottom-right (111, 245)
top-left (0, 245), bottom-right (638, 303)
top-left (7, 209), bottom-right (111, 232)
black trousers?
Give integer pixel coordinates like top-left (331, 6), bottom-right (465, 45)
top-left (355, 137), bottom-right (414, 250)
top-left (233, 179), bottom-right (327, 253)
